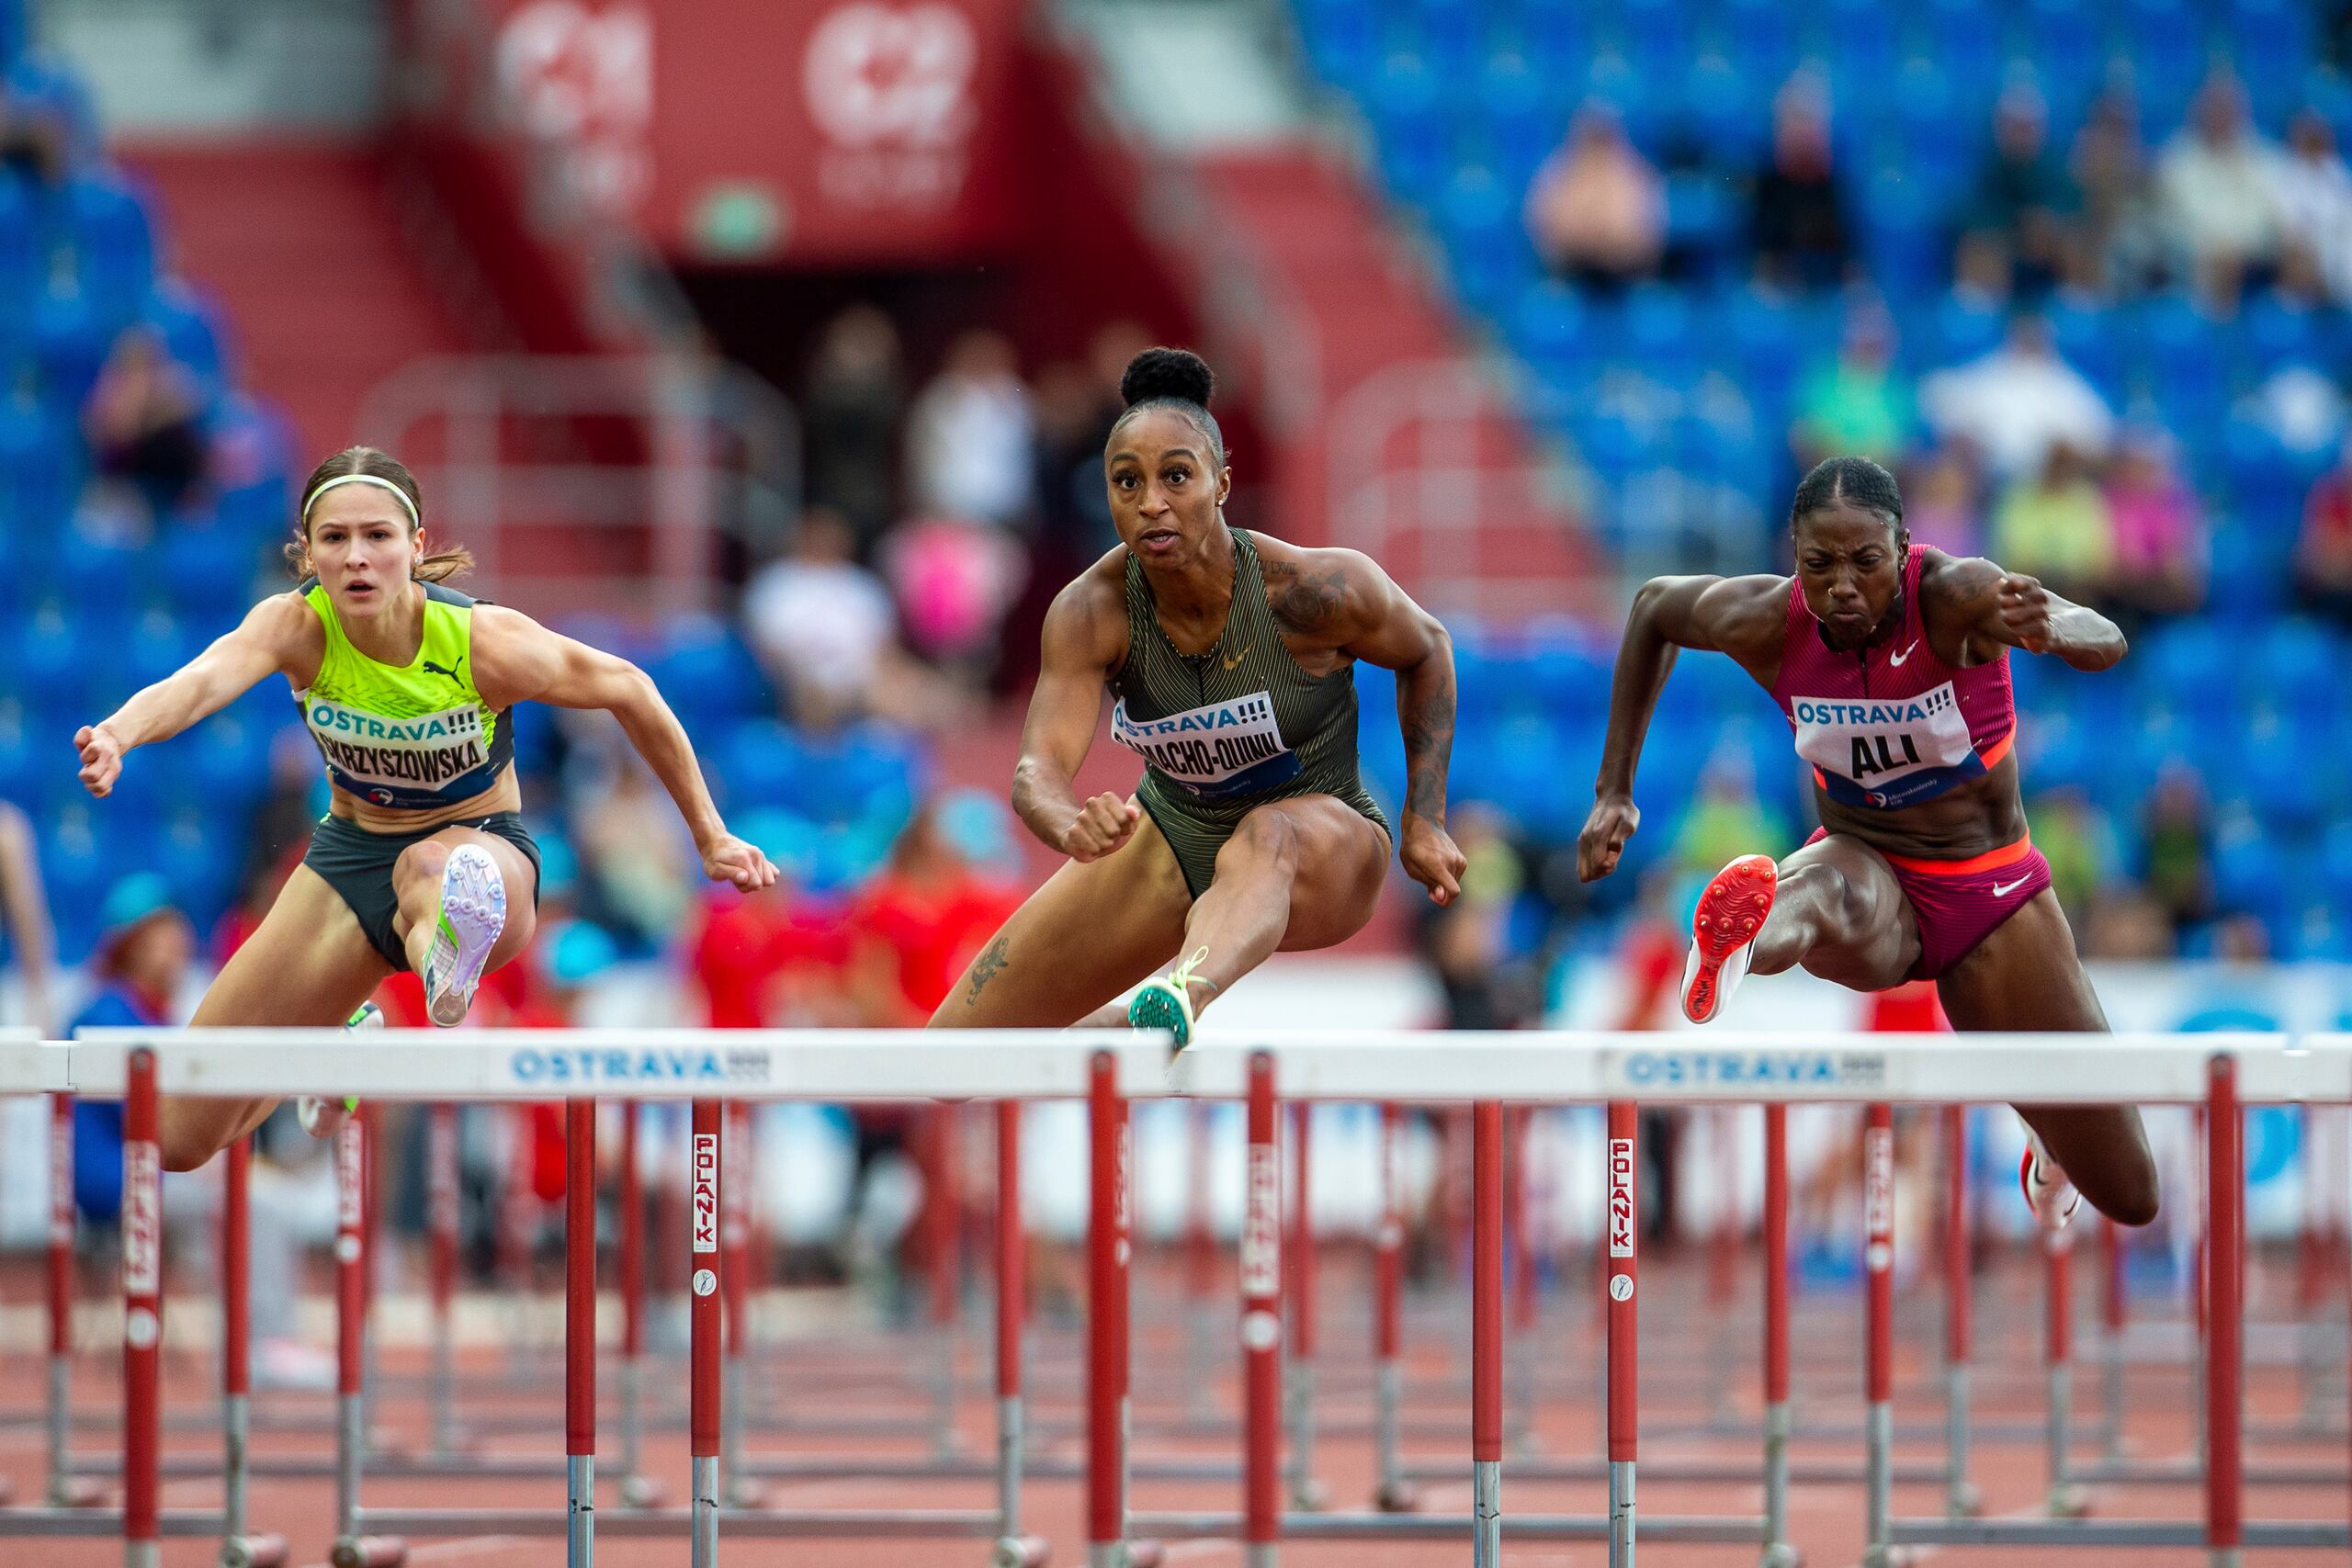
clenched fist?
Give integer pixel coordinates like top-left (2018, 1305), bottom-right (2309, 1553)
top-left (1577, 794), bottom-right (1640, 883)
top-left (1061, 793), bottom-right (1140, 862)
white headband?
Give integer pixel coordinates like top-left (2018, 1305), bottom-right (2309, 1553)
top-left (302, 472), bottom-right (419, 525)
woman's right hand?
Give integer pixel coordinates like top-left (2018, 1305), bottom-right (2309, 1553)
top-left (1577, 793), bottom-right (1640, 882)
top-left (74, 724), bottom-right (124, 798)
top-left (1061, 792), bottom-right (1140, 863)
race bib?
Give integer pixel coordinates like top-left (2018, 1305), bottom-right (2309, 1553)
top-left (1113, 691), bottom-right (1300, 801)
top-left (1789, 682), bottom-right (1974, 802)
top-left (300, 693), bottom-right (492, 799)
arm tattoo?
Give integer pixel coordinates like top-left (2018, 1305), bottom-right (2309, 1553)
top-left (1265, 558), bottom-right (1351, 636)
top-left (1398, 667), bottom-right (1456, 818)
top-left (965, 935), bottom-right (1012, 1004)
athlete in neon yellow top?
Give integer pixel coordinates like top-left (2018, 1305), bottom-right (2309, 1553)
top-left (74, 446), bottom-right (777, 1173)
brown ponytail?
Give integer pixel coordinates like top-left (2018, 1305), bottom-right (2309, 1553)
top-left (286, 446), bottom-right (476, 583)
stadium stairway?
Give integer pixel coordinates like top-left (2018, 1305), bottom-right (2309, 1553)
top-left (121, 144), bottom-right (484, 461)
top-left (1198, 143), bottom-right (1599, 617)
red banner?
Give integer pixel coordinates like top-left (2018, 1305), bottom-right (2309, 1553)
top-left (486, 0), bottom-right (1028, 266)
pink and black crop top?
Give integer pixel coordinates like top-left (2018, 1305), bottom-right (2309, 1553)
top-left (1767, 546), bottom-right (2018, 810)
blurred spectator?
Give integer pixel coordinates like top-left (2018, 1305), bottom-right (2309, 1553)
top-left (2028, 787), bottom-right (2110, 929)
top-left (1920, 313), bottom-right (2113, 480)
top-left (2099, 429), bottom-right (2206, 618)
top-left (0, 799), bottom-right (55, 1034)
top-left (2083, 887), bottom-right (2177, 958)
top-left (68, 875), bottom-right (194, 1224)
top-left (804, 307), bottom-right (905, 557)
top-left (2068, 89), bottom-right (2162, 295)
top-left (905, 329), bottom-right (1035, 528)
top-left (882, 515), bottom-right (1030, 683)
top-left (2294, 431), bottom-right (2352, 620)
top-left (1901, 447), bottom-right (1983, 558)
top-left (849, 791), bottom-right (1024, 1024)
top-left (1790, 303), bottom-right (1915, 471)
top-left (1416, 806), bottom-right (1540, 1031)
top-left (1989, 442), bottom-right (2112, 597)
top-left (688, 881), bottom-right (853, 1029)
top-left (571, 751), bottom-right (696, 956)
top-left (1959, 83), bottom-right (2076, 299)
top-left (2268, 109), bottom-right (2352, 303)
top-left (1670, 754), bottom-right (1787, 875)
top-left (742, 507), bottom-right (902, 728)
top-left (82, 325), bottom-right (209, 524)
top-left (2141, 764), bottom-right (2216, 939)
top-left (2156, 74), bottom-right (2282, 302)
top-left (1749, 77), bottom-right (1852, 291)
top-left (1523, 104), bottom-right (1665, 292)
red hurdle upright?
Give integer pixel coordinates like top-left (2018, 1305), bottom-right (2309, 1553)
top-left (566, 1100), bottom-right (597, 1562)
top-left (122, 1050), bottom-right (161, 1568)
top-left (691, 1097), bottom-right (721, 1568)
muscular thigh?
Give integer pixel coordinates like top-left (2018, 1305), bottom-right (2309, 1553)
top-left (1935, 891), bottom-right (2107, 1032)
top-left (930, 808), bottom-right (1193, 1029)
top-left (1784, 833), bottom-right (1919, 991)
top-left (193, 865), bottom-right (395, 1028)
top-left (1227, 796), bottom-right (1390, 953)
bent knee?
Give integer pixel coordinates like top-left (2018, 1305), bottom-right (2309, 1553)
top-left (2100, 1174), bottom-right (2161, 1229)
top-left (1216, 809), bottom-right (1302, 880)
top-left (160, 1125), bottom-right (224, 1173)
top-left (393, 839), bottom-right (452, 888)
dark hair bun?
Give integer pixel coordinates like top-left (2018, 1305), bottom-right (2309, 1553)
top-left (1120, 346), bottom-right (1215, 411)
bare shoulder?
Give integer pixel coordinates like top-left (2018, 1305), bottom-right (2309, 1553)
top-left (1686, 572), bottom-right (1792, 654)
top-left (1254, 537), bottom-right (1383, 638)
top-left (1043, 549), bottom-right (1131, 667)
top-left (247, 588), bottom-right (324, 653)
top-left (1918, 548), bottom-right (2005, 605)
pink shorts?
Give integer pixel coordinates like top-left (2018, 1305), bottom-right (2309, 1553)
top-left (1804, 829), bottom-right (2052, 982)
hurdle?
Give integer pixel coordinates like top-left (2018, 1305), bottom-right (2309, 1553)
top-left (16, 1025), bottom-right (2352, 1567)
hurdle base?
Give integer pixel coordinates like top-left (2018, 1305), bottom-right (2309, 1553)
top-left (2044, 1480), bottom-right (2092, 1518)
top-left (723, 1476), bottom-right (772, 1509)
top-left (46, 1473), bottom-right (107, 1507)
top-left (220, 1531), bottom-right (288, 1568)
top-left (616, 1473), bottom-right (667, 1508)
top-left (330, 1534), bottom-right (407, 1567)
top-left (1373, 1480), bottom-right (1419, 1514)
top-left (1758, 1543), bottom-right (1804, 1568)
top-left (991, 1533), bottom-right (1050, 1568)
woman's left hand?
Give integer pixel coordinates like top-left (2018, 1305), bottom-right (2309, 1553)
top-left (1401, 813), bottom-right (1466, 907)
top-left (700, 833), bottom-right (780, 892)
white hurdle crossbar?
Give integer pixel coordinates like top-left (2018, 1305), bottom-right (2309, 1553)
top-left (7, 1028), bottom-right (2351, 1568)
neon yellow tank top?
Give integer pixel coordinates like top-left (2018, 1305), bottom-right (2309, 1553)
top-left (295, 579), bottom-right (513, 811)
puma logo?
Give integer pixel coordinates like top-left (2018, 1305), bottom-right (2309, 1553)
top-left (1990, 875), bottom-right (2030, 898)
top-left (1888, 641), bottom-right (1918, 667)
top-left (422, 657), bottom-right (466, 682)
top-left (1221, 644), bottom-right (1251, 671)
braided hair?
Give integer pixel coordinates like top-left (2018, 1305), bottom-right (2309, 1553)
top-left (1790, 455), bottom-right (1905, 537)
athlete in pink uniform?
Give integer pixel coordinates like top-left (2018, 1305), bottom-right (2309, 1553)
top-left (1578, 457), bottom-right (2156, 1230)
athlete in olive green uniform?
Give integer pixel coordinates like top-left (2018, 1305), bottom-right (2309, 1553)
top-left (933, 349), bottom-right (1464, 1044)
top-left (74, 446), bottom-right (776, 1172)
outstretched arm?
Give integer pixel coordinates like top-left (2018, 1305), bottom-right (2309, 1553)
top-left (471, 606), bottom-right (776, 891)
top-left (1581, 574), bottom-right (1781, 881)
top-left (1012, 581), bottom-right (1133, 861)
top-left (77, 593), bottom-right (311, 797)
top-left (1941, 558), bottom-right (2127, 671)
top-left (1314, 549), bottom-right (1466, 905)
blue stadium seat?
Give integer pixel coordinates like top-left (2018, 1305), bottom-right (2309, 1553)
top-left (154, 522), bottom-right (259, 620)
top-left (646, 614), bottom-right (767, 728)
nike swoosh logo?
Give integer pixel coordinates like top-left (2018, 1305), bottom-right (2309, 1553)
top-left (1221, 645), bottom-right (1250, 671)
top-left (1990, 876), bottom-right (2030, 897)
top-left (1888, 641), bottom-right (1918, 667)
